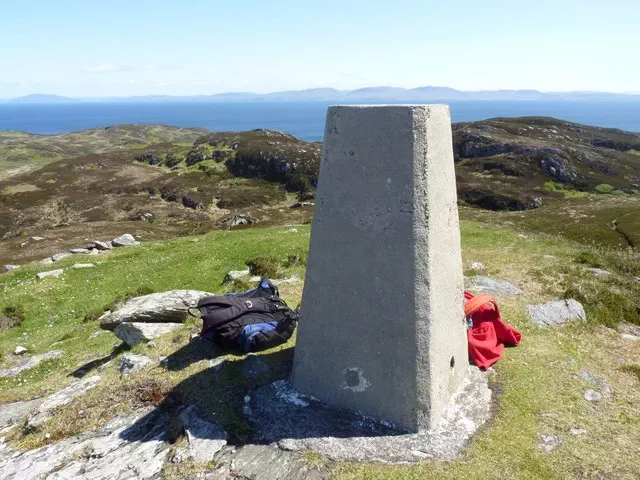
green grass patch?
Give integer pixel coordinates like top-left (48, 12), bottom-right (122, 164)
top-left (595, 183), bottom-right (615, 194)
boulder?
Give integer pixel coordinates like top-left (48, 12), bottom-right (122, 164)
top-left (115, 322), bottom-right (183, 346)
top-left (13, 345), bottom-right (28, 355)
top-left (39, 257), bottom-right (54, 265)
top-left (180, 405), bottom-right (227, 463)
top-left (93, 240), bottom-right (113, 251)
top-left (69, 248), bottom-right (91, 254)
top-left (0, 350), bottom-right (63, 378)
top-left (223, 269), bottom-right (250, 283)
top-left (466, 276), bottom-right (522, 297)
top-left (51, 252), bottom-right (72, 262)
top-left (289, 201), bottom-right (315, 208)
top-left (112, 234), bottom-right (139, 247)
top-left (526, 299), bottom-right (586, 327)
top-left (3, 264), bottom-right (19, 272)
top-left (37, 269), bottom-right (64, 279)
top-left (216, 214), bottom-right (255, 228)
top-left (99, 290), bottom-right (212, 330)
top-left (73, 263), bottom-right (95, 269)
top-left (469, 262), bottom-right (485, 272)
top-left (118, 354), bottom-right (157, 375)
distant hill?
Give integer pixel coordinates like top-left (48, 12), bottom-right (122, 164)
top-left (4, 88), bottom-right (640, 103)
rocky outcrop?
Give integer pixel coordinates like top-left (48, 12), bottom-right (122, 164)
top-left (0, 350), bottom-right (63, 378)
top-left (115, 322), bottom-right (183, 346)
top-left (99, 290), bottom-right (212, 330)
top-left (180, 405), bottom-right (227, 463)
top-left (216, 214), bottom-right (255, 228)
top-left (112, 234), bottom-right (138, 247)
top-left (526, 299), bottom-right (586, 327)
top-left (118, 354), bottom-right (158, 375)
top-left (466, 276), bottom-right (523, 297)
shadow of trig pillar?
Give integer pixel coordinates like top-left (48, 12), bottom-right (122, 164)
top-left (292, 105), bottom-right (467, 432)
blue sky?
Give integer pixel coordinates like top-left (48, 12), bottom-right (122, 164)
top-left (1, 0), bottom-right (638, 98)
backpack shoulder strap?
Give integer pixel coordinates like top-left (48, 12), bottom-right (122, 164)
top-left (464, 294), bottom-right (499, 317)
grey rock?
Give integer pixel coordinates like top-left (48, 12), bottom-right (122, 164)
top-left (69, 248), bottom-right (91, 254)
top-left (0, 398), bottom-right (43, 429)
top-left (242, 353), bottom-right (271, 378)
top-left (99, 290), bottom-right (212, 330)
top-left (27, 375), bottom-right (102, 427)
top-left (118, 354), bottom-right (157, 375)
top-left (467, 276), bottom-right (522, 297)
top-left (88, 248), bottom-right (101, 255)
top-left (621, 333), bottom-right (640, 341)
top-left (180, 405), bottom-right (227, 463)
top-left (93, 240), bottom-right (113, 251)
top-left (249, 367), bottom-right (492, 463)
top-left (585, 267), bottom-right (611, 277)
top-left (289, 201), bottom-right (315, 208)
top-left (208, 357), bottom-right (228, 373)
top-left (223, 269), bottom-right (250, 283)
top-left (112, 233), bottom-right (139, 247)
top-left (584, 389), bottom-right (602, 402)
top-left (0, 350), bottom-right (63, 378)
top-left (39, 257), bottom-right (54, 265)
top-left (3, 265), bottom-right (19, 272)
top-left (216, 214), bottom-right (255, 228)
top-left (30, 236), bottom-right (44, 241)
top-left (114, 322), bottom-right (183, 346)
top-left (469, 262), bottom-right (485, 272)
top-left (568, 428), bottom-right (588, 435)
top-left (13, 345), bottom-right (28, 355)
top-left (73, 263), bottom-right (95, 269)
top-left (210, 444), bottom-right (327, 480)
top-left (579, 370), bottom-right (610, 398)
top-left (0, 407), bottom-right (170, 480)
top-left (51, 252), bottom-right (72, 262)
top-left (540, 435), bottom-right (562, 453)
top-left (37, 269), bottom-right (64, 279)
top-left (526, 299), bottom-right (586, 327)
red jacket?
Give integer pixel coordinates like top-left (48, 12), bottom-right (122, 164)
top-left (464, 291), bottom-right (522, 369)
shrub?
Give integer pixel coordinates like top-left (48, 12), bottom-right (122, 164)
top-left (574, 251), bottom-right (602, 268)
top-left (246, 256), bottom-right (281, 278)
top-left (595, 184), bottom-right (615, 194)
top-left (542, 182), bottom-right (557, 192)
top-left (611, 190), bottom-right (626, 196)
top-left (0, 305), bottom-right (25, 330)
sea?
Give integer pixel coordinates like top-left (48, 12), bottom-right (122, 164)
top-left (0, 100), bottom-right (639, 142)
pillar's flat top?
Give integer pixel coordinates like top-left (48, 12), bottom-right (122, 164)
top-left (328, 104), bottom-right (449, 109)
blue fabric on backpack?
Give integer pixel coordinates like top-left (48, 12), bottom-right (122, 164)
top-left (240, 321), bottom-right (278, 352)
top-left (224, 279), bottom-right (274, 297)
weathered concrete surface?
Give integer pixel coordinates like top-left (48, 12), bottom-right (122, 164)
top-left (100, 290), bottom-right (212, 330)
top-left (251, 367), bottom-right (491, 463)
top-left (293, 105), bottom-right (467, 432)
top-left (526, 299), bottom-right (586, 327)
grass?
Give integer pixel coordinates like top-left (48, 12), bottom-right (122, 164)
top-left (0, 222), bottom-right (639, 478)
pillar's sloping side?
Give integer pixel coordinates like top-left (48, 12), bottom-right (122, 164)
top-left (292, 105), bottom-right (466, 432)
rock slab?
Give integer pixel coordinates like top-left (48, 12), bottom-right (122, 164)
top-left (526, 299), bottom-right (586, 327)
top-left (293, 105), bottom-right (468, 432)
top-left (118, 354), bottom-right (158, 375)
top-left (99, 290), bottom-right (212, 330)
top-left (466, 276), bottom-right (522, 297)
top-left (180, 405), bottom-right (227, 463)
top-left (114, 322), bottom-right (183, 346)
top-left (0, 350), bottom-right (63, 378)
top-left (37, 269), bottom-right (63, 279)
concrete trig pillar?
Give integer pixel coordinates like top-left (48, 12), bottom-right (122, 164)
top-left (292, 105), bottom-right (467, 432)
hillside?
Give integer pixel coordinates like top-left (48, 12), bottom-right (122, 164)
top-left (2, 117), bottom-right (640, 267)
top-left (0, 124), bottom-right (207, 179)
top-left (0, 222), bottom-right (638, 478)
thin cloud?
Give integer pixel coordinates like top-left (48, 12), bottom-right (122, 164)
top-left (85, 64), bottom-right (134, 73)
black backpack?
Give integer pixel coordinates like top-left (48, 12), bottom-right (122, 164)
top-left (192, 278), bottom-right (298, 352)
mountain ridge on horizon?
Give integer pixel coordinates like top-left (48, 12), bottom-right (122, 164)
top-left (3, 86), bottom-right (640, 104)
